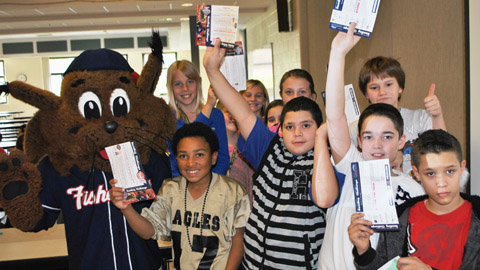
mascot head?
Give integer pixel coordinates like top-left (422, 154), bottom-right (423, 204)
top-left (2, 31), bottom-right (175, 175)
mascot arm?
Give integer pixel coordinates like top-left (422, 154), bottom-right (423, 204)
top-left (0, 150), bottom-right (45, 231)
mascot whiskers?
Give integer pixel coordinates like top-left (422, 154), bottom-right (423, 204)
top-left (0, 31), bottom-right (175, 270)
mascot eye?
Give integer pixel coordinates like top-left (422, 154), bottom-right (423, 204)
top-left (110, 88), bottom-right (130, 117)
top-left (78, 91), bottom-right (102, 119)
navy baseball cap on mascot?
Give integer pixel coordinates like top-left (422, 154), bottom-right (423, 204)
top-left (0, 31), bottom-right (175, 270)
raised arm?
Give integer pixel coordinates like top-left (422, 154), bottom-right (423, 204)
top-left (312, 122), bottom-right (338, 207)
top-left (326, 23), bottom-right (361, 164)
top-left (203, 39), bottom-right (257, 140)
top-left (424, 83), bottom-right (447, 131)
top-left (201, 86), bottom-right (217, 118)
top-left (109, 179), bottom-right (155, 239)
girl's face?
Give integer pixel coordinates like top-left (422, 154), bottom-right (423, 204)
top-left (172, 70), bottom-right (198, 108)
top-left (281, 110), bottom-right (318, 156)
top-left (242, 86), bottom-right (266, 116)
top-left (222, 109), bottom-right (237, 133)
top-left (281, 77), bottom-right (314, 103)
top-left (266, 105), bottom-right (283, 128)
top-left (176, 137), bottom-right (218, 186)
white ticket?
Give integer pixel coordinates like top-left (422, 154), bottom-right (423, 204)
top-left (344, 84), bottom-right (361, 126)
top-left (105, 141), bottom-right (155, 203)
top-left (351, 158), bottom-right (399, 231)
top-left (329, 0), bottom-right (381, 38)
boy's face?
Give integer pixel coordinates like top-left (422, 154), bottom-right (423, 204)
top-left (281, 110), bottom-right (318, 156)
top-left (365, 75), bottom-right (403, 109)
top-left (176, 137), bottom-right (218, 186)
top-left (413, 152), bottom-right (466, 214)
top-left (358, 115), bottom-right (406, 164)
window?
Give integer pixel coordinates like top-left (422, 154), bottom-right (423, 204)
top-left (49, 55), bottom-right (128, 96)
top-left (0, 60), bottom-right (6, 104)
top-left (142, 52), bottom-right (177, 97)
top-left (49, 57), bottom-right (75, 96)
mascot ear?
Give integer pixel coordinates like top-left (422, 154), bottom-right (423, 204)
top-left (136, 30), bottom-right (164, 94)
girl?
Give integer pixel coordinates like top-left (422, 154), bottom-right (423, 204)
top-left (264, 99), bottom-right (283, 128)
top-left (166, 60), bottom-right (229, 176)
top-left (240, 79), bottom-right (269, 119)
top-left (279, 69), bottom-right (317, 103)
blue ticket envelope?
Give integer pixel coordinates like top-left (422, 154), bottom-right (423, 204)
top-left (351, 158), bottom-right (399, 231)
top-left (329, 0), bottom-right (381, 38)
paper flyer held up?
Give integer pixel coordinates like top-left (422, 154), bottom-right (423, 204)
top-left (105, 141), bottom-right (156, 204)
top-left (195, 4), bottom-right (239, 49)
top-left (351, 158), bottom-right (399, 231)
top-left (329, 0), bottom-right (381, 38)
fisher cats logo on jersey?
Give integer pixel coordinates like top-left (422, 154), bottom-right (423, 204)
top-left (66, 185), bottom-right (110, 210)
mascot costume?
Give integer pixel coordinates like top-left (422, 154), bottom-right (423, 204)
top-left (0, 32), bottom-right (176, 269)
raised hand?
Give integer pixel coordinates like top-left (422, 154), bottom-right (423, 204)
top-left (424, 83), bottom-right (443, 118)
top-left (423, 83), bottom-right (447, 130)
top-left (348, 213), bottom-right (374, 255)
top-left (331, 22), bottom-right (362, 57)
top-left (203, 38), bottom-right (226, 72)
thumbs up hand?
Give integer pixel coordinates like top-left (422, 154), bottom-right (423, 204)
top-left (424, 83), bottom-right (443, 118)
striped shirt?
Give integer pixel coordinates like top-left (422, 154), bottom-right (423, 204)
top-left (238, 119), bottom-right (326, 270)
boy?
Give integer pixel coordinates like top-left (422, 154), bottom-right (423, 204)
top-left (318, 23), bottom-right (424, 269)
top-left (110, 122), bottom-right (250, 270)
top-left (349, 129), bottom-right (480, 269)
top-left (204, 39), bottom-right (339, 269)
top-left (348, 51), bottom-right (446, 176)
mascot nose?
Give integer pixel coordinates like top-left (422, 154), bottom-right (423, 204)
top-left (104, 121), bottom-right (118, 134)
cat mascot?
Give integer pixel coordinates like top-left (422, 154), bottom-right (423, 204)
top-left (0, 31), bottom-right (176, 270)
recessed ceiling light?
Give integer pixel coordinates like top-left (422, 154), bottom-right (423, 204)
top-left (34, 9), bottom-right (45, 15)
top-left (103, 6), bottom-right (110, 13)
top-left (180, 17), bottom-right (189, 21)
top-left (69, 7), bottom-right (77, 14)
top-left (165, 18), bottom-right (172, 21)
top-left (181, 3), bottom-right (193, 7)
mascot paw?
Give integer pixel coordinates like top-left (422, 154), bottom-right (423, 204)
top-left (0, 149), bottom-right (44, 231)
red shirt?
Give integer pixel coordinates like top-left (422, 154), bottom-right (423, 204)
top-left (407, 199), bottom-right (472, 269)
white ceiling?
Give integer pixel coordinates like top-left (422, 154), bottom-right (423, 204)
top-left (0, 0), bottom-right (274, 39)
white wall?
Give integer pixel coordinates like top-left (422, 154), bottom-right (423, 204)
top-left (470, 0), bottom-right (480, 195)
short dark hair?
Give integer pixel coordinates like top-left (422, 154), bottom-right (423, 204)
top-left (358, 56), bottom-right (405, 98)
top-left (264, 99), bottom-right (284, 125)
top-left (280, 96), bottom-right (323, 128)
top-left (412, 129), bottom-right (462, 168)
top-left (172, 122), bottom-right (219, 156)
top-left (358, 103), bottom-right (403, 137)
top-left (279, 69), bottom-right (316, 97)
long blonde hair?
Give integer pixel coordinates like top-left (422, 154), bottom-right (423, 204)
top-left (166, 60), bottom-right (204, 120)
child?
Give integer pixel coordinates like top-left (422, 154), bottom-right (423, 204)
top-left (216, 101), bottom-right (255, 205)
top-left (204, 38), bottom-right (339, 269)
top-left (264, 99), bottom-right (283, 128)
top-left (279, 69), bottom-right (317, 103)
top-left (318, 24), bottom-right (424, 270)
top-left (166, 60), bottom-right (229, 176)
top-left (348, 54), bottom-right (446, 176)
top-left (349, 129), bottom-right (480, 269)
top-left (240, 79), bottom-right (269, 119)
top-left (110, 122), bottom-right (250, 270)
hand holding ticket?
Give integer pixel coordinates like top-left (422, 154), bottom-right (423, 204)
top-left (105, 141), bottom-right (156, 203)
top-left (329, 0), bottom-right (381, 38)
